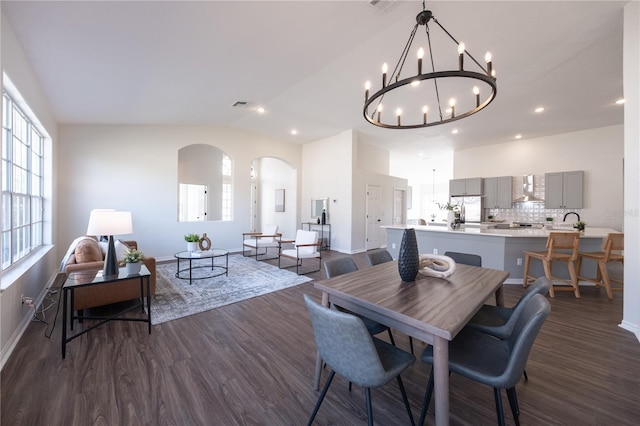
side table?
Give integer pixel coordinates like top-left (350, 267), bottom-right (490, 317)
top-left (61, 265), bottom-right (152, 358)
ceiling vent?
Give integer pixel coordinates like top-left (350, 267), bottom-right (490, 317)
top-left (232, 101), bottom-right (251, 108)
top-left (367, 0), bottom-right (397, 12)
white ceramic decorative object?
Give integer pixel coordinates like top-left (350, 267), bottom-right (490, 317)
top-left (187, 241), bottom-right (199, 252)
top-left (125, 262), bottom-right (142, 274)
top-left (447, 210), bottom-right (456, 230)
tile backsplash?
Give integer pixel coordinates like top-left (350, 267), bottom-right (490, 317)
top-left (486, 175), bottom-right (583, 224)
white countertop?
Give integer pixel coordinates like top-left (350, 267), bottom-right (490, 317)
top-left (384, 224), bottom-right (619, 239)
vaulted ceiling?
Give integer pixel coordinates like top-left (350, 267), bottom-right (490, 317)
top-left (1, 1), bottom-right (626, 157)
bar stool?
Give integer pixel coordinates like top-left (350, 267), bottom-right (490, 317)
top-left (577, 232), bottom-right (624, 299)
top-left (523, 232), bottom-right (581, 298)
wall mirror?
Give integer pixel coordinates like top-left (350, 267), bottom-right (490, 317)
top-left (178, 144), bottom-right (233, 222)
top-left (311, 198), bottom-right (328, 219)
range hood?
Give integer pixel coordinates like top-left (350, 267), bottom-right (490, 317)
top-left (513, 175), bottom-right (544, 203)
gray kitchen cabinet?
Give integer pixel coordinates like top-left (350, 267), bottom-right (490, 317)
top-left (449, 177), bottom-right (482, 196)
top-left (484, 176), bottom-right (513, 208)
top-left (545, 170), bottom-right (583, 209)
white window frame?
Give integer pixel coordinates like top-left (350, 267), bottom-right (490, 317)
top-left (2, 90), bottom-right (45, 271)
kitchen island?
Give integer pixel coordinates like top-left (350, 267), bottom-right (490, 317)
top-left (383, 225), bottom-right (620, 284)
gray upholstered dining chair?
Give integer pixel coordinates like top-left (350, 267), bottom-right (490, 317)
top-left (468, 277), bottom-right (551, 339)
top-left (324, 258), bottom-right (395, 345)
top-left (365, 249), bottom-right (393, 267)
top-left (304, 294), bottom-right (415, 426)
top-left (418, 294), bottom-right (550, 426)
top-left (443, 251), bottom-right (482, 267)
top-left (467, 277), bottom-right (551, 382)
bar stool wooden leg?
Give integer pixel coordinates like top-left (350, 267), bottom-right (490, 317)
top-left (542, 259), bottom-right (555, 298)
top-left (523, 254), bottom-right (531, 288)
top-left (598, 260), bottom-right (614, 300)
top-left (568, 260), bottom-right (581, 299)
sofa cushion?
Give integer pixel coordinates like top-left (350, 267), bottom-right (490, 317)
top-left (74, 239), bottom-right (103, 263)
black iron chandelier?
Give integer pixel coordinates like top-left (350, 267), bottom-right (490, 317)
top-left (363, 2), bottom-right (497, 129)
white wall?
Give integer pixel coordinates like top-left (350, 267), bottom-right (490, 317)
top-left (256, 157), bottom-right (297, 239)
top-left (453, 125), bottom-right (624, 230)
top-left (301, 130), bottom-right (408, 253)
top-left (302, 130), bottom-right (353, 252)
top-left (57, 124), bottom-right (301, 261)
top-left (1, 14), bottom-right (59, 367)
top-left (622, 1), bottom-right (639, 339)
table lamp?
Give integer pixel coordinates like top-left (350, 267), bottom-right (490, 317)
top-left (86, 209), bottom-right (133, 276)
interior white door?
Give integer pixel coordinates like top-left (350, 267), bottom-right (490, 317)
top-left (366, 185), bottom-right (382, 250)
top-left (250, 183), bottom-right (258, 231)
top-left (393, 188), bottom-right (406, 225)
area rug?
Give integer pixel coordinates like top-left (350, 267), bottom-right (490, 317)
top-left (151, 254), bottom-right (312, 325)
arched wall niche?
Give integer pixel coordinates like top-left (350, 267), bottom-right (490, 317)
top-left (178, 144), bottom-right (232, 222)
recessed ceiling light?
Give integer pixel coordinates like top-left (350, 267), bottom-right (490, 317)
top-left (615, 99), bottom-right (625, 105)
top-left (290, 129), bottom-right (298, 135)
top-left (534, 107), bottom-right (545, 113)
top-left (515, 134), bottom-right (522, 139)
top-left (257, 107), bottom-right (266, 114)
top-left (451, 129), bottom-right (459, 134)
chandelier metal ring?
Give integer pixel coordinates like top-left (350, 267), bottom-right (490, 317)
top-left (363, 70), bottom-right (497, 129)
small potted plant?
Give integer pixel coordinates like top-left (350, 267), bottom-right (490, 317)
top-left (574, 221), bottom-right (586, 231)
top-left (545, 217), bottom-right (554, 229)
top-left (122, 248), bottom-right (145, 274)
top-left (184, 233), bottom-right (201, 252)
top-left (487, 214), bottom-right (494, 222)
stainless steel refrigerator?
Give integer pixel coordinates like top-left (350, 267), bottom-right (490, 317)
top-left (451, 196), bottom-right (483, 223)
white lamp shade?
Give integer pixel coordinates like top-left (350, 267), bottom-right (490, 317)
top-left (86, 210), bottom-right (133, 236)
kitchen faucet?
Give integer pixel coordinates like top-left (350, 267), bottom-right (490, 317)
top-left (563, 212), bottom-right (581, 222)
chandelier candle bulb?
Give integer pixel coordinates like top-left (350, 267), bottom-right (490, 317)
top-left (377, 104), bottom-right (383, 122)
top-left (423, 106), bottom-right (428, 124)
top-left (382, 63), bottom-right (388, 87)
top-left (473, 86), bottom-right (480, 107)
top-left (417, 47), bottom-right (424, 74)
top-left (485, 52), bottom-right (493, 76)
top-left (458, 42), bottom-right (465, 70)
top-left (449, 98), bottom-right (456, 118)
top-left (365, 81), bottom-right (371, 101)
top-left (396, 108), bottom-right (402, 126)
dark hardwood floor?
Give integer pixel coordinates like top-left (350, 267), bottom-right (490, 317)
top-left (2, 250), bottom-right (639, 425)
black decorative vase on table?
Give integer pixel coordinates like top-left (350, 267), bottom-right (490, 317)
top-left (398, 228), bottom-right (419, 282)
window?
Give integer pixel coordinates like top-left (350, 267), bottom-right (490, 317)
top-left (2, 91), bottom-right (45, 270)
top-left (221, 154), bottom-right (232, 221)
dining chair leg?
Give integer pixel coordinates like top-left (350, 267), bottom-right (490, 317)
top-left (387, 329), bottom-right (396, 346)
top-left (523, 369), bottom-right (528, 381)
top-left (409, 336), bottom-right (414, 354)
top-left (522, 255), bottom-right (531, 288)
top-left (307, 370), bottom-right (335, 426)
top-left (365, 387), bottom-right (374, 426)
top-left (396, 375), bottom-right (415, 426)
top-left (506, 387), bottom-right (520, 425)
top-left (493, 388), bottom-right (506, 426)
top-left (418, 367), bottom-right (434, 426)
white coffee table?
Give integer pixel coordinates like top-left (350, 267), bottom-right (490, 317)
top-left (174, 249), bottom-right (229, 284)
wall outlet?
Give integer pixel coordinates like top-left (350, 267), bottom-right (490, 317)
top-left (517, 258), bottom-right (523, 266)
top-left (391, 243), bottom-right (396, 249)
top-left (433, 248), bottom-right (438, 255)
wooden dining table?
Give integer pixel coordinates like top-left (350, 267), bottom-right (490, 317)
top-left (313, 260), bottom-right (509, 426)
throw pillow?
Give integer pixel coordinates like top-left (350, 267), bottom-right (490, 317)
top-left (74, 239), bottom-right (103, 263)
top-left (114, 240), bottom-right (131, 262)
